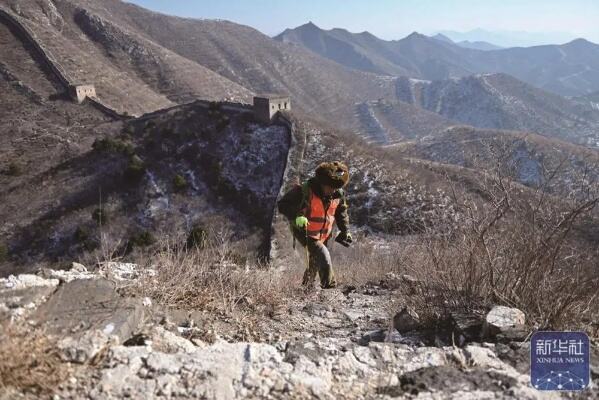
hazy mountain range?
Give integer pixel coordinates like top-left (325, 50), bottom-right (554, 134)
top-left (276, 22), bottom-right (599, 97)
top-left (431, 33), bottom-right (502, 51)
top-left (436, 28), bottom-right (578, 48)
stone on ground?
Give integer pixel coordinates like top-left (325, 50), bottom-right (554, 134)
top-left (483, 306), bottom-right (526, 338)
top-left (393, 306), bottom-right (420, 333)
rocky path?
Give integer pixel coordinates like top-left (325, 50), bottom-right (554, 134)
top-left (1, 264), bottom-right (597, 399)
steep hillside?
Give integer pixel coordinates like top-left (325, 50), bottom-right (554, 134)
top-left (0, 0), bottom-right (254, 116)
top-left (1, 102), bottom-right (291, 272)
top-left (574, 90), bottom-right (599, 109)
top-left (52, 0), bottom-right (395, 122)
top-left (0, 0), bottom-right (398, 130)
top-left (392, 126), bottom-right (599, 196)
top-left (353, 99), bottom-right (455, 145)
top-left (396, 73), bottom-right (599, 147)
top-left (0, 12), bottom-right (116, 192)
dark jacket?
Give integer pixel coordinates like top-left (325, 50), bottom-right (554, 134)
top-left (277, 177), bottom-right (350, 233)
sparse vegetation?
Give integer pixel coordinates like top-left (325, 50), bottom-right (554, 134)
top-left (216, 115), bottom-right (230, 131)
top-left (74, 226), bottom-right (98, 251)
top-left (208, 101), bottom-right (221, 112)
top-left (405, 165), bottom-right (599, 333)
top-left (134, 231), bottom-right (288, 314)
top-left (124, 155), bottom-right (146, 181)
top-left (128, 230), bottom-right (156, 249)
top-left (173, 174), bottom-right (188, 192)
top-left (92, 137), bottom-right (134, 156)
top-left (122, 124), bottom-right (135, 135)
top-left (74, 226), bottom-right (90, 243)
top-left (186, 225), bottom-right (208, 249)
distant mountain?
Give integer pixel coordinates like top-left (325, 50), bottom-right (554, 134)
top-left (471, 38), bottom-right (599, 96)
top-left (574, 90), bottom-right (599, 105)
top-left (274, 22), bottom-right (410, 76)
top-left (438, 28), bottom-right (575, 48)
top-left (396, 73), bottom-right (599, 147)
top-left (456, 40), bottom-right (502, 51)
top-left (431, 33), bottom-right (454, 44)
top-left (279, 23), bottom-right (599, 96)
top-left (276, 24), bottom-right (475, 80)
top-left (430, 34), bottom-right (502, 51)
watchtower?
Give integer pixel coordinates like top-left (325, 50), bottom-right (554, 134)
top-left (69, 84), bottom-right (96, 103)
top-left (253, 94), bottom-right (291, 123)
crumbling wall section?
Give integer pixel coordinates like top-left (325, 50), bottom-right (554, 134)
top-left (267, 111), bottom-right (309, 266)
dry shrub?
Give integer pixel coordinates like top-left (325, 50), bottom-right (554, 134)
top-left (134, 230), bottom-right (295, 315)
top-left (409, 161), bottom-right (599, 333)
top-left (0, 324), bottom-right (70, 396)
top-left (329, 238), bottom-right (407, 286)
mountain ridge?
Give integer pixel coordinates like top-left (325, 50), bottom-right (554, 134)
top-left (277, 22), bottom-right (599, 96)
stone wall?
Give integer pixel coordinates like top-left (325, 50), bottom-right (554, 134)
top-left (267, 111), bottom-right (308, 264)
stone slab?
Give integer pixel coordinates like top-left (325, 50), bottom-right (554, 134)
top-left (33, 278), bottom-right (143, 343)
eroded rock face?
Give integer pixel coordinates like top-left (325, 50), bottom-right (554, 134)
top-left (76, 339), bottom-right (548, 400)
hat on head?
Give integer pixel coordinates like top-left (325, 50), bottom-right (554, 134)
top-left (315, 161), bottom-right (349, 189)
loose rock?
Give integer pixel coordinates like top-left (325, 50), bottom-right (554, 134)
top-left (483, 306), bottom-right (526, 338)
top-left (393, 307), bottom-right (421, 333)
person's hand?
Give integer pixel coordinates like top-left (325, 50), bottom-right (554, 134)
top-left (294, 216), bottom-right (308, 229)
top-left (338, 231), bottom-right (353, 243)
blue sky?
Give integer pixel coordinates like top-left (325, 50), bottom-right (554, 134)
top-left (125, 0), bottom-right (599, 45)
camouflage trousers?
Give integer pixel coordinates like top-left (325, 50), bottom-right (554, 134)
top-left (292, 228), bottom-right (337, 288)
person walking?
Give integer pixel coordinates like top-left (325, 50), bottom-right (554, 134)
top-left (277, 161), bottom-right (353, 288)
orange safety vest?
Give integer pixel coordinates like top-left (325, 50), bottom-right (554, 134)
top-left (301, 187), bottom-right (340, 242)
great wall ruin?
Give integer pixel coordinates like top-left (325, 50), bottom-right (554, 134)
top-left (0, 6), bottom-right (131, 119)
top-left (0, 2), bottom-right (301, 265)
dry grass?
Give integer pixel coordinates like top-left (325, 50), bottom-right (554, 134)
top-left (132, 230), bottom-right (299, 316)
top-left (329, 238), bottom-right (407, 286)
top-left (0, 324), bottom-right (71, 397)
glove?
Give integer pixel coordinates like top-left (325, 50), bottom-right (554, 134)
top-left (337, 231), bottom-right (353, 244)
top-left (294, 216), bottom-right (308, 229)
